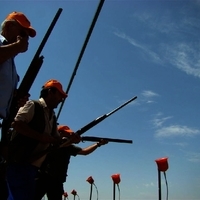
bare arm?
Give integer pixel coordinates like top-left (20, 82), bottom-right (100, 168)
top-left (0, 43), bottom-right (19, 63)
top-left (0, 36), bottom-right (29, 64)
top-left (78, 139), bottom-right (108, 155)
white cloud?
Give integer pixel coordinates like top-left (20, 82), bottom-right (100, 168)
top-left (142, 90), bottom-right (159, 98)
top-left (118, 9), bottom-right (200, 79)
top-left (186, 152), bottom-right (200, 163)
top-left (115, 30), bottom-right (200, 78)
top-left (144, 182), bottom-right (155, 187)
top-left (132, 12), bottom-right (175, 34)
top-left (174, 142), bottom-right (188, 147)
top-left (138, 90), bottom-right (159, 105)
top-left (147, 100), bottom-right (154, 104)
top-left (166, 43), bottom-right (200, 78)
top-left (114, 31), bottom-right (143, 49)
top-left (114, 31), bottom-right (163, 64)
top-left (152, 116), bottom-right (173, 127)
top-left (155, 125), bottom-right (200, 138)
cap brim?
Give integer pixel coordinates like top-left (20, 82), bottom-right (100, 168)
top-left (58, 90), bottom-right (68, 98)
top-left (14, 19), bottom-right (36, 37)
top-left (27, 27), bottom-right (36, 37)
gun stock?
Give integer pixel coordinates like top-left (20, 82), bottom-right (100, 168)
top-left (1, 8), bottom-right (63, 144)
top-left (82, 136), bottom-right (133, 144)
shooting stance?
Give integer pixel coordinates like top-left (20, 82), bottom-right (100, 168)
top-left (34, 125), bottom-right (108, 200)
top-left (0, 11), bottom-right (36, 121)
top-left (0, 11), bottom-right (36, 200)
top-left (6, 79), bottom-right (67, 200)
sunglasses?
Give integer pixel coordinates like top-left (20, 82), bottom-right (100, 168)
top-left (20, 30), bottom-right (29, 37)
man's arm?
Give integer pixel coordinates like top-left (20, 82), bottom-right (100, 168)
top-left (78, 139), bottom-right (108, 155)
top-left (0, 36), bottom-right (28, 64)
top-left (11, 120), bottom-right (59, 144)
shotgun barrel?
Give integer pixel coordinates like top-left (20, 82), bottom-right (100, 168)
top-left (57, 0), bottom-right (105, 120)
top-left (18, 8), bottom-right (63, 93)
top-left (82, 136), bottom-right (133, 144)
top-left (75, 96), bottom-right (137, 136)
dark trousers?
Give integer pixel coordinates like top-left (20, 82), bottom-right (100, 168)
top-left (6, 163), bottom-right (38, 200)
top-left (0, 162), bottom-right (8, 200)
top-left (0, 176), bottom-right (8, 200)
top-left (34, 173), bottom-right (64, 200)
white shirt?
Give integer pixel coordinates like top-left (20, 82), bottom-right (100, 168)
top-left (0, 35), bottom-right (19, 119)
top-left (14, 98), bottom-right (59, 167)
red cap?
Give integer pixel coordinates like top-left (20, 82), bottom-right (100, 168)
top-left (43, 79), bottom-right (67, 98)
top-left (5, 11), bottom-right (36, 37)
top-left (58, 125), bottom-right (74, 136)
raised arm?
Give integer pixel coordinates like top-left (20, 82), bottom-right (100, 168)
top-left (78, 139), bottom-right (108, 155)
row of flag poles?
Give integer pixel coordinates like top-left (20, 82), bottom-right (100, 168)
top-left (62, 157), bottom-right (169, 200)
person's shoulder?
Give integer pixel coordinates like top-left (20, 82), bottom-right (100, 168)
top-left (26, 100), bottom-right (36, 105)
top-left (22, 100), bottom-right (37, 109)
top-left (30, 100), bottom-right (41, 105)
top-left (0, 35), bottom-right (8, 46)
top-left (38, 98), bottom-right (47, 108)
top-left (0, 35), bottom-right (5, 45)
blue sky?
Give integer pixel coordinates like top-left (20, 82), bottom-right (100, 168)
top-left (1, 0), bottom-right (200, 200)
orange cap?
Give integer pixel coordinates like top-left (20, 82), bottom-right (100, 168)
top-left (43, 79), bottom-right (67, 98)
top-left (5, 11), bottom-right (36, 37)
top-left (58, 125), bottom-right (74, 136)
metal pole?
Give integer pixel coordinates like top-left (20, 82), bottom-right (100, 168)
top-left (113, 182), bottom-right (116, 200)
top-left (89, 183), bottom-right (93, 200)
top-left (158, 170), bottom-right (161, 200)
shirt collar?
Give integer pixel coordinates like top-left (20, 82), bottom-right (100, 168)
top-left (39, 98), bottom-right (48, 108)
top-left (39, 97), bottom-right (56, 116)
top-left (0, 35), bottom-right (8, 45)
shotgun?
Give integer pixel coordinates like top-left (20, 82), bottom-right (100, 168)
top-left (1, 8), bottom-right (63, 144)
top-left (57, 0), bottom-right (105, 120)
top-left (74, 96), bottom-right (137, 137)
top-left (81, 136), bottom-right (133, 144)
top-left (29, 95), bottom-right (137, 162)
